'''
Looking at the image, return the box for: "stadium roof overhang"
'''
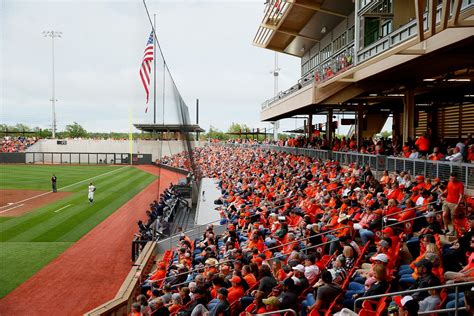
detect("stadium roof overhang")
[261,27,474,121]
[133,124,204,133]
[253,0,354,57]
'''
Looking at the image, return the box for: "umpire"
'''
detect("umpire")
[51,174,57,193]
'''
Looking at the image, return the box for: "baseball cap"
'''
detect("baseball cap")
[394,295,414,307]
[217,287,228,297]
[382,227,394,235]
[424,211,436,218]
[229,276,241,284]
[372,253,389,263]
[292,264,305,273]
[414,258,432,269]
[262,296,280,306]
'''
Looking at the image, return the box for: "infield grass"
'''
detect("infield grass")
[0,164,156,298]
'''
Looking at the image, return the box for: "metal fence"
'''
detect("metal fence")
[213,143,474,189]
[0,152,152,165]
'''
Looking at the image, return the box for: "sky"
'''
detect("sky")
[1,0,391,135]
[1,0,324,134]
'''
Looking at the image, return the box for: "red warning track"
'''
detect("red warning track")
[0,166,184,316]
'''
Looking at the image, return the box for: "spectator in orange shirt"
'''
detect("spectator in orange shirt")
[442,172,465,236]
[415,133,430,156]
[242,265,257,288]
[428,147,444,160]
[227,276,245,304]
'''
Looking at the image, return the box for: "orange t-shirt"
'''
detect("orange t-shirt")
[244,273,258,288]
[446,181,464,204]
[415,136,430,152]
[228,286,245,304]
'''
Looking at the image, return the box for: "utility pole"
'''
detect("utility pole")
[270,52,280,141]
[43,30,62,138]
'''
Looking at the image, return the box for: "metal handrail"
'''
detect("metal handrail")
[165,239,336,289]
[381,201,439,229]
[250,309,297,316]
[151,225,345,285]
[384,209,444,228]
[354,281,474,315]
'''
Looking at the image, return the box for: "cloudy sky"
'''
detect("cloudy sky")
[1,0,331,133]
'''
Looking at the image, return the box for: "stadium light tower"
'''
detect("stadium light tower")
[43,30,62,138]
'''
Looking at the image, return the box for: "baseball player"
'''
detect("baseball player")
[88,182,96,204]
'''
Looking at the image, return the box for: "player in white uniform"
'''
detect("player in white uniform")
[88,182,96,204]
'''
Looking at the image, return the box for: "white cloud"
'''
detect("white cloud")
[1,0,302,133]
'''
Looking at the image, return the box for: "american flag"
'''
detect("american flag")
[139,31,154,112]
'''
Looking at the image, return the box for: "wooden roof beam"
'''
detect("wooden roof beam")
[415,0,426,42]
[261,24,320,42]
[292,1,347,18]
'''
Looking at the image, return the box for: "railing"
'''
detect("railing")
[249,309,297,316]
[261,1,474,110]
[212,143,474,189]
[354,281,474,315]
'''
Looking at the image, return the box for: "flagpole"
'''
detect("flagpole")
[129,107,133,166]
[153,14,157,125]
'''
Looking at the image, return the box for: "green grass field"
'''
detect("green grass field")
[0,165,156,298]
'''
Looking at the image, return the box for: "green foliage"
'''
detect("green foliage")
[380,130,392,139]
[64,122,88,138]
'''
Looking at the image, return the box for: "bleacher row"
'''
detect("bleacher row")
[130,145,474,316]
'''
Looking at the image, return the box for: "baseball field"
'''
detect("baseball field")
[0,164,156,298]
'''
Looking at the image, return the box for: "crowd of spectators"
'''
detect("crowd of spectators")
[0,136,38,153]
[223,130,474,163]
[134,185,189,243]
[133,145,474,316]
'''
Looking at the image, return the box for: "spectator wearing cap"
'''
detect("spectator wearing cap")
[278,277,298,310]
[226,276,244,305]
[292,264,310,294]
[408,258,441,301]
[303,270,341,316]
[190,287,230,316]
[343,263,388,309]
[394,295,419,316]
[399,243,441,288]
[261,296,280,316]
[405,211,443,258]
[442,172,464,236]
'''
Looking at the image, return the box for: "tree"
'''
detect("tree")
[65,122,87,138]
[205,126,228,140]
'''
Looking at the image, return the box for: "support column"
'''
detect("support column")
[402,90,415,143]
[357,107,364,148]
[327,109,333,148]
[308,114,313,140]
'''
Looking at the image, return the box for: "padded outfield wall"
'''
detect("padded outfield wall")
[27,139,205,161]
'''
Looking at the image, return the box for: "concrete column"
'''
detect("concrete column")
[357,107,364,148]
[327,109,333,147]
[402,90,415,143]
[393,111,401,139]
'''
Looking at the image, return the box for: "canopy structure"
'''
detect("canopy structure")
[133,124,204,134]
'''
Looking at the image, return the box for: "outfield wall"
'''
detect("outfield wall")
[28,139,206,161]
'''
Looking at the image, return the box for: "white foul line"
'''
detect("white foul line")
[0,204,24,215]
[54,204,72,213]
[0,166,129,214]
